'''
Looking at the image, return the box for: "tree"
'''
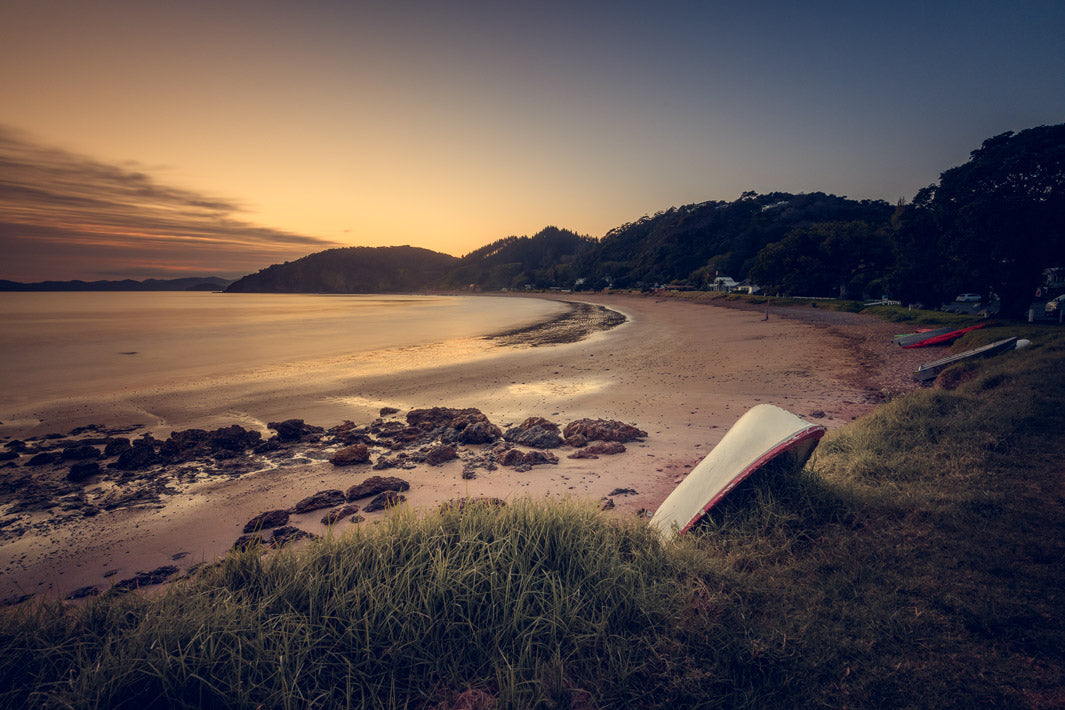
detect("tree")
[748,221,892,298]
[892,124,1065,317]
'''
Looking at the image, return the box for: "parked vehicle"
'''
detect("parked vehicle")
[955,293,981,303]
[1046,294,1065,312]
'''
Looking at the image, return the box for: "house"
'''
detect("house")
[711,276,740,292]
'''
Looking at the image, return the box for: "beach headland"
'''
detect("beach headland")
[0,293,926,602]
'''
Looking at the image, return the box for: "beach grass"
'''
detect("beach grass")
[2,328,1064,708]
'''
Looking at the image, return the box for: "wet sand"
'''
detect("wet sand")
[0,294,929,602]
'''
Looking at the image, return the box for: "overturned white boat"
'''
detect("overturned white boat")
[650,404,825,539]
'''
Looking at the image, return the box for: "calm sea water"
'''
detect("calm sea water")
[0,292,566,425]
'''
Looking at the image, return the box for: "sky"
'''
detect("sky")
[2,0,1063,282]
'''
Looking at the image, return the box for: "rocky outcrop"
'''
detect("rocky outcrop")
[562,419,647,446]
[113,437,160,470]
[112,565,179,591]
[290,489,346,514]
[267,419,324,443]
[158,426,262,461]
[423,444,458,466]
[504,417,563,448]
[500,449,559,468]
[331,443,371,466]
[321,504,361,525]
[363,490,405,512]
[243,509,290,533]
[568,442,627,459]
[67,461,101,483]
[61,444,101,461]
[406,407,502,444]
[346,476,410,501]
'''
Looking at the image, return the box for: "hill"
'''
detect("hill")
[441,226,596,290]
[585,191,894,291]
[224,245,458,293]
[0,276,234,292]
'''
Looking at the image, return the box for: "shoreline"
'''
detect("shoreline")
[1,293,923,603]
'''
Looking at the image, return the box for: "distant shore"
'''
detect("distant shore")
[0,293,927,602]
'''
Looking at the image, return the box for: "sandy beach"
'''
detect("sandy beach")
[0,294,929,602]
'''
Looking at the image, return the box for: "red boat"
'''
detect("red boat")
[898,323,987,348]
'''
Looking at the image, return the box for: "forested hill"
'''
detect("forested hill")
[583,192,894,291]
[225,245,458,293]
[440,227,596,290]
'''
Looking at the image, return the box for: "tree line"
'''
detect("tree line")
[225,124,1064,320]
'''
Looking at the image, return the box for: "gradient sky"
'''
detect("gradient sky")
[2,0,1063,281]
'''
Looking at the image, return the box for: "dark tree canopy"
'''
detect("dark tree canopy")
[891,124,1065,316]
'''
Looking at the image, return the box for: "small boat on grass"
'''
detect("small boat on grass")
[914,336,1020,382]
[650,405,825,539]
[896,323,988,348]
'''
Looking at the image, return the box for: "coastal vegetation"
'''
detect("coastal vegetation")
[3,321,1063,708]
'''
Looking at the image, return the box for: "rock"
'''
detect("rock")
[112,565,179,591]
[66,585,100,600]
[607,487,638,496]
[290,489,346,514]
[233,533,266,551]
[104,437,132,457]
[267,419,324,443]
[568,441,627,459]
[599,498,615,511]
[159,429,208,459]
[562,418,647,444]
[406,407,502,443]
[61,444,101,461]
[113,438,159,470]
[26,452,59,466]
[500,449,559,468]
[504,417,564,448]
[424,444,458,466]
[3,440,27,453]
[0,451,18,462]
[363,490,406,512]
[455,418,503,444]
[209,425,261,452]
[346,476,410,501]
[331,443,371,466]
[243,509,290,533]
[379,406,400,416]
[67,461,101,483]
[321,504,361,525]
[270,526,317,546]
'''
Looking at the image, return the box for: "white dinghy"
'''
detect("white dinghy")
[650,404,825,539]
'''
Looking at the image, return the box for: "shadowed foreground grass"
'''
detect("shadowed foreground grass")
[2,328,1063,708]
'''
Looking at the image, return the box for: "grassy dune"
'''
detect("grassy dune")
[2,326,1063,709]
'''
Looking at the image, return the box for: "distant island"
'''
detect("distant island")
[0,276,235,292]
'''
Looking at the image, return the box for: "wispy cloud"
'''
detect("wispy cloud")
[0,126,341,281]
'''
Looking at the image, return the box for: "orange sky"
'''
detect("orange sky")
[2,1,1063,281]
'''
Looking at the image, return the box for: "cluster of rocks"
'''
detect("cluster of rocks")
[234,474,414,550]
[0,419,342,541]
[226,409,647,552]
[1,408,648,597]
[321,408,647,476]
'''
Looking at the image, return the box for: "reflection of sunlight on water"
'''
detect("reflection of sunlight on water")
[506,379,607,398]
[228,337,500,383]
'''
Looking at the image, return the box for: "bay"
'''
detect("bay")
[0,292,566,435]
